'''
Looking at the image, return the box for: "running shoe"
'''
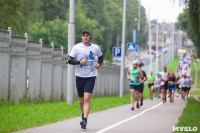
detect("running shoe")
[131,107,134,110]
[80,120,87,129]
[136,102,140,108]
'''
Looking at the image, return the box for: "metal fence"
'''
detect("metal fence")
[0,29,175,102]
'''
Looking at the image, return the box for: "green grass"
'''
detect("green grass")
[190,90,200,95]
[191,58,195,87]
[167,56,179,72]
[175,97,200,133]
[195,58,200,88]
[0,88,152,133]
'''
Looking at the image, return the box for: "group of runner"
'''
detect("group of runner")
[67,30,193,129]
[127,53,193,110]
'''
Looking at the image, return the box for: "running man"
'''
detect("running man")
[186,75,193,100]
[178,74,188,101]
[168,73,176,103]
[127,60,143,110]
[138,63,147,106]
[160,67,169,103]
[67,30,103,129]
[147,71,155,100]
[154,72,161,99]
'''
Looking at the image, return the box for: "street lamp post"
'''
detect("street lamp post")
[67,0,75,105]
[120,0,127,98]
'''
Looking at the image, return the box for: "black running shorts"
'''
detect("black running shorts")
[182,87,187,92]
[76,76,96,97]
[139,83,144,93]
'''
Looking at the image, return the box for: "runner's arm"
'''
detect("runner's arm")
[138,69,143,78]
[97,55,103,66]
[127,68,130,80]
[67,55,80,65]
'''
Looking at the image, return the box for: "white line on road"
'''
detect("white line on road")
[96,101,163,133]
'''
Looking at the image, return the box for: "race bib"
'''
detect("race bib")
[131,78,137,83]
[82,60,94,68]
[161,81,165,85]
[170,82,174,85]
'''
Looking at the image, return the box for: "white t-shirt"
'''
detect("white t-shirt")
[178,78,182,88]
[179,77,188,88]
[187,78,193,88]
[154,77,161,88]
[160,71,168,81]
[69,42,102,77]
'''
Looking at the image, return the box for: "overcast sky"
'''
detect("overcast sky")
[141,0,185,22]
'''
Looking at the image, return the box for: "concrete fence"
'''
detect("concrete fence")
[0,29,130,102]
[0,29,175,102]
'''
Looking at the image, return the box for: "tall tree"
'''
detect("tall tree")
[180,0,200,55]
[0,0,23,32]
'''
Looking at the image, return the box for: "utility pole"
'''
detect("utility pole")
[148,9,152,72]
[67,0,75,105]
[120,0,126,98]
[137,0,141,61]
[161,21,164,70]
[156,18,158,74]
[172,23,175,59]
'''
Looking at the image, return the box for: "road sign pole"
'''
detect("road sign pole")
[67,0,75,105]
[120,0,126,98]
[137,0,141,61]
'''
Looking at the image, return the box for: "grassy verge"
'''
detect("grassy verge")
[190,90,200,95]
[191,58,195,87]
[1,90,153,133]
[167,56,179,72]
[195,58,200,88]
[0,57,179,133]
[175,97,200,133]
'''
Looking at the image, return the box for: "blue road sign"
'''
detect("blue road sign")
[127,43,138,53]
[113,47,121,57]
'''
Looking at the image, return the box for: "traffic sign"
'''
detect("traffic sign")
[113,47,121,57]
[127,52,137,61]
[127,43,138,53]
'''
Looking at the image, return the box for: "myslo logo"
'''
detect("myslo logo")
[173,127,198,132]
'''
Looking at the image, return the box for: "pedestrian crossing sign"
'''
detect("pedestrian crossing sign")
[127,43,138,53]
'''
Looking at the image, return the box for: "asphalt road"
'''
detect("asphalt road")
[14,96,187,133]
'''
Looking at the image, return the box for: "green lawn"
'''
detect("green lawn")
[175,97,200,133]
[0,84,153,133]
[0,56,178,133]
[191,58,195,87]
[190,90,200,95]
[195,59,200,88]
[168,56,179,72]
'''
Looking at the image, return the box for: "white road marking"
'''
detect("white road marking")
[96,101,163,133]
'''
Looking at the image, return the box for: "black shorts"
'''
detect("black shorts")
[139,83,144,93]
[76,76,96,97]
[182,87,187,92]
[130,84,140,92]
[148,83,154,88]
[187,87,191,91]
[161,81,168,90]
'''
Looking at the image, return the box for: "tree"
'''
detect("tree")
[105,49,113,64]
[27,18,68,50]
[179,0,200,55]
[0,0,23,32]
